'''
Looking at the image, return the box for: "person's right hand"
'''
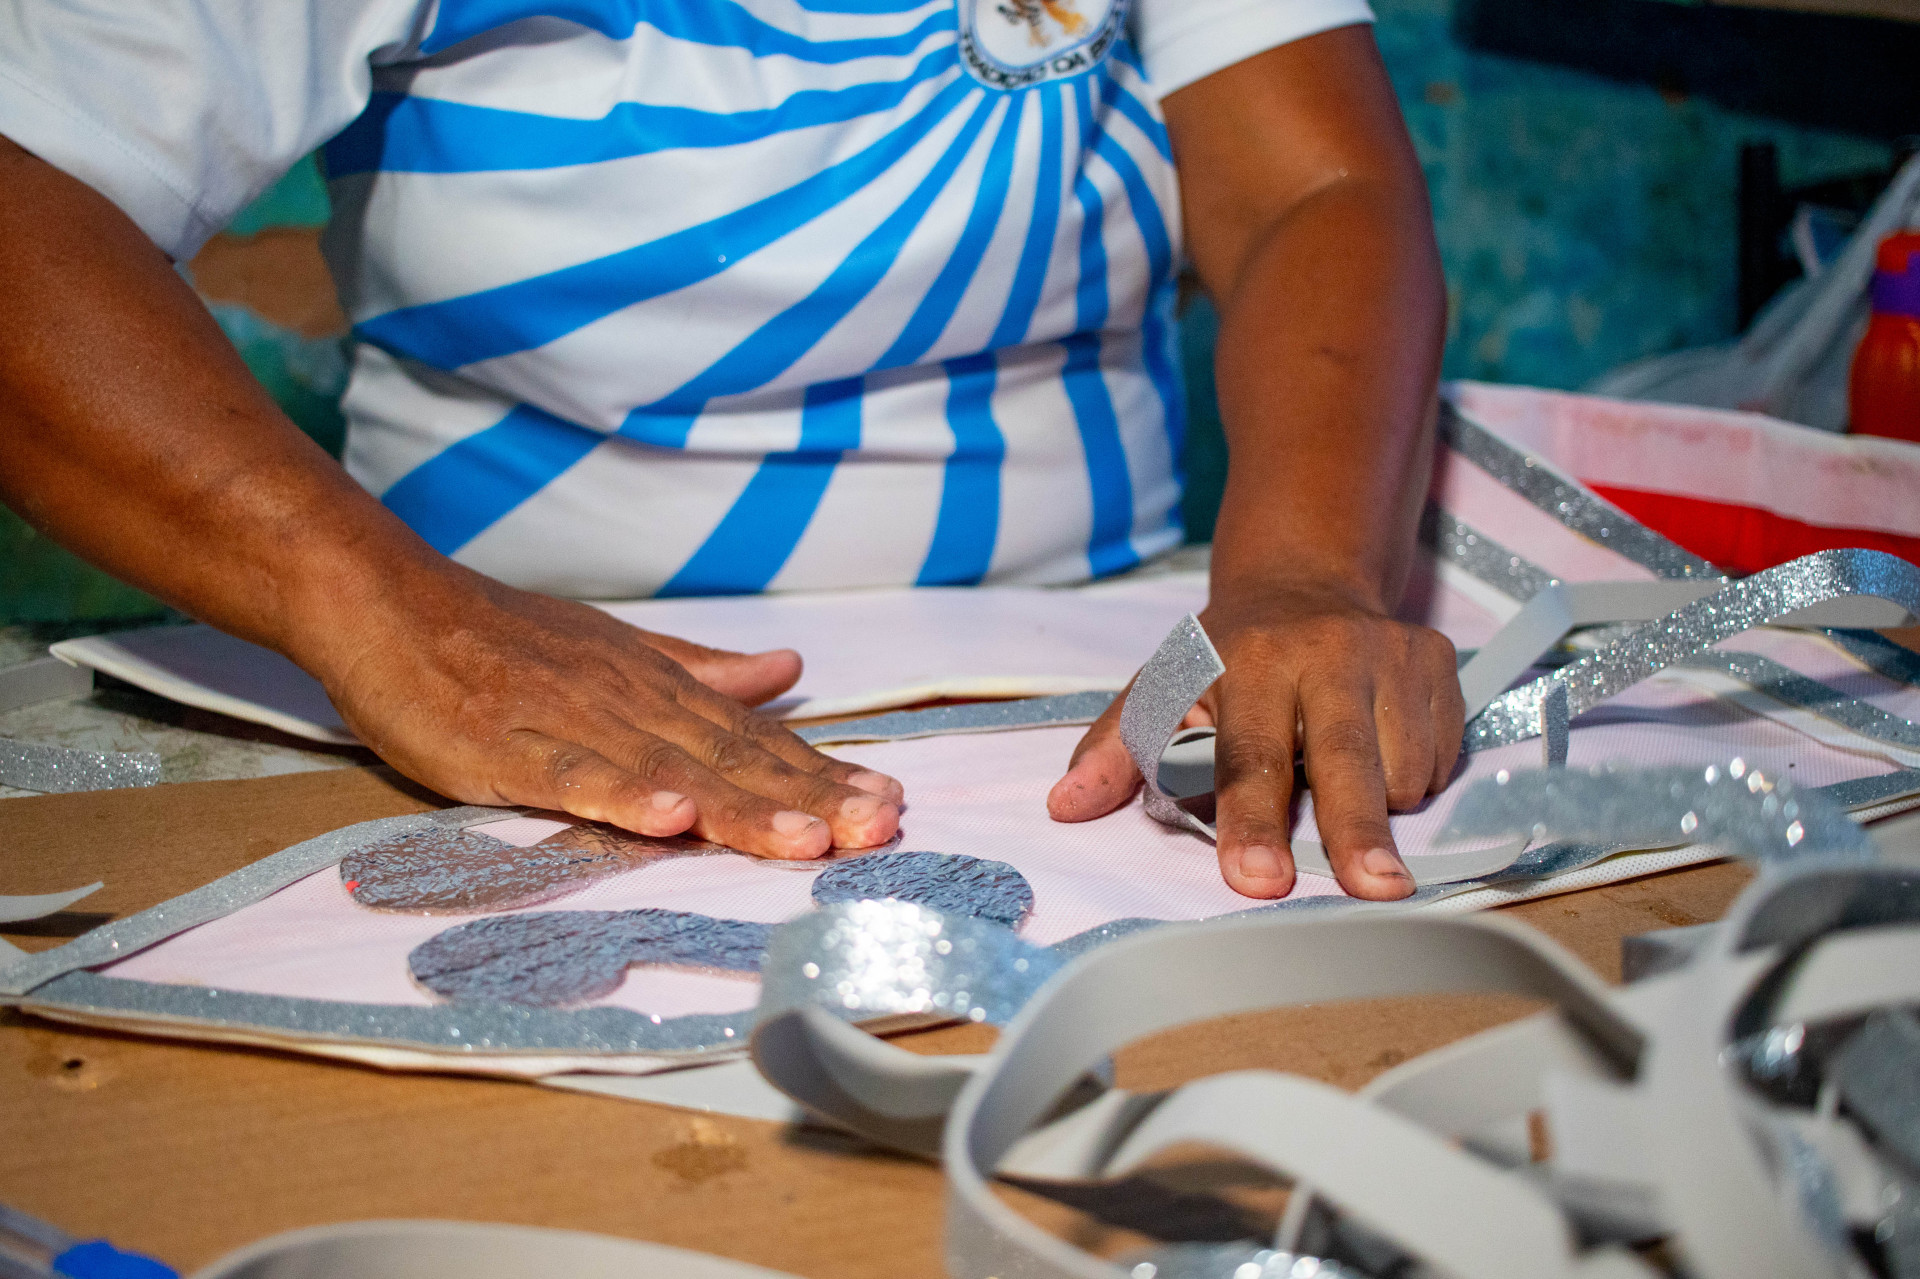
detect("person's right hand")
[304,568,902,860]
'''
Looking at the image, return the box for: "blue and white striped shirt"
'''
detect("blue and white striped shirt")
[2,0,1373,598]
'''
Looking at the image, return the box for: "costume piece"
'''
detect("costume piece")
[2,0,1366,597]
[747,768,1920,1279]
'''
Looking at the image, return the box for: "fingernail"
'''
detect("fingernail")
[1237,845,1287,880]
[847,770,899,798]
[650,791,688,812]
[1362,847,1411,880]
[839,794,888,823]
[772,810,822,838]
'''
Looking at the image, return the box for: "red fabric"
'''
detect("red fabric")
[1589,484,1920,577]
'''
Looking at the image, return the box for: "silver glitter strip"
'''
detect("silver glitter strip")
[1116,1243,1361,1279]
[811,851,1034,929]
[1438,399,1721,580]
[1420,506,1557,602]
[794,690,1118,745]
[1466,549,1920,752]
[20,970,751,1055]
[0,805,512,996]
[1685,650,1920,750]
[1440,761,1872,865]
[410,910,772,1006]
[1827,628,1920,690]
[1119,614,1224,838]
[0,737,161,794]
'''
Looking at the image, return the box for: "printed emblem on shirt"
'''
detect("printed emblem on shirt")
[958,0,1128,91]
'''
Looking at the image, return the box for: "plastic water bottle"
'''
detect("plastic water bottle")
[1849,230,1920,443]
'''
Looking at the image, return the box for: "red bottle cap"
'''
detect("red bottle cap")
[1875,231,1920,276]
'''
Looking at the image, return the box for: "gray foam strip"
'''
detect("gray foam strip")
[1826,628,1920,690]
[1687,650,1920,750]
[793,690,1117,745]
[1420,507,1557,602]
[1438,400,1721,581]
[20,970,750,1056]
[0,804,510,996]
[0,656,92,714]
[0,737,161,794]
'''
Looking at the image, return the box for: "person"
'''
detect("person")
[0,0,1459,902]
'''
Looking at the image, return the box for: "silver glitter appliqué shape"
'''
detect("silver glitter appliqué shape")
[1466,548,1920,752]
[0,738,161,794]
[342,820,733,913]
[1439,761,1872,865]
[1120,614,1224,838]
[761,899,1059,1026]
[409,909,771,1006]
[1438,400,1720,580]
[810,851,1035,929]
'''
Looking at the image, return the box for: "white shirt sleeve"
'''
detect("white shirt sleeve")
[0,0,432,260]
[1130,0,1377,97]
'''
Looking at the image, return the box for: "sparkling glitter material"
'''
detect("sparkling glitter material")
[760,899,1060,1026]
[1827,628,1920,689]
[24,970,751,1055]
[1819,769,1920,811]
[1440,762,1872,864]
[1121,615,1225,838]
[1419,507,1557,602]
[409,909,771,1006]
[1688,650,1920,749]
[342,821,731,913]
[0,738,161,794]
[1439,401,1719,580]
[810,851,1034,928]
[795,691,1117,745]
[1835,1011,1920,1170]
[1466,549,1920,751]
[0,809,511,996]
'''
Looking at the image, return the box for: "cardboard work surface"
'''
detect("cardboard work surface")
[0,767,1755,1276]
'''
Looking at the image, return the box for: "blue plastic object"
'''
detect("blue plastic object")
[52,1240,179,1279]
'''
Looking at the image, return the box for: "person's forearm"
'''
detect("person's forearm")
[1206,175,1444,612]
[0,134,451,677]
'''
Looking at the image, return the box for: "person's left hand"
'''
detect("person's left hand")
[1047,582,1465,901]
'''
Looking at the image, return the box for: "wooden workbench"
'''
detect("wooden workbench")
[0,767,1753,1276]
